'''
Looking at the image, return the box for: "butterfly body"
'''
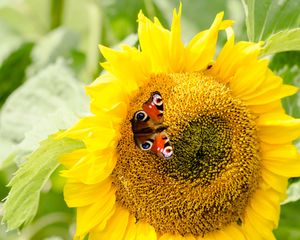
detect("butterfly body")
[130,91,173,159]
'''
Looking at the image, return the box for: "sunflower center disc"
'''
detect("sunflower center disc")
[113,72,261,236]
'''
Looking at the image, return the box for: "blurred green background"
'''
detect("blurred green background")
[0,0,299,239]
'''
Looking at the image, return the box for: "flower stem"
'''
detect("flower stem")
[50,0,65,30]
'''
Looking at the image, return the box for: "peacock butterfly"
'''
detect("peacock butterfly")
[130,91,173,159]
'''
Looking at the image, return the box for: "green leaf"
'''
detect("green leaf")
[0,42,34,107]
[69,49,86,75]
[0,1,49,40]
[269,51,300,118]
[100,0,146,44]
[241,0,300,42]
[0,138,16,169]
[274,200,300,239]
[0,59,89,167]
[281,65,300,118]
[242,0,300,56]
[62,1,102,82]
[260,28,300,56]
[28,27,79,76]
[2,136,84,231]
[269,51,300,70]
[282,181,300,204]
[50,0,65,30]
[0,21,23,64]
[0,224,19,240]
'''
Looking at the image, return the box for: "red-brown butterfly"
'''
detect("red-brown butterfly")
[130,91,173,159]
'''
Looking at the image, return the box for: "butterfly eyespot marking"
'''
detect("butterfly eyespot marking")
[162,146,173,158]
[140,140,153,150]
[135,110,148,121]
[152,93,163,106]
[131,91,173,159]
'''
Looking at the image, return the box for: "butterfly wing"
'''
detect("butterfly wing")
[130,109,156,150]
[131,91,173,158]
[142,91,164,124]
[151,132,173,159]
[131,91,164,135]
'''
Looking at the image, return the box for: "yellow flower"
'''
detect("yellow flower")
[59,5,300,240]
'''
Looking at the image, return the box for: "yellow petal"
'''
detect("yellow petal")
[213,230,232,240]
[261,143,300,176]
[211,41,261,83]
[257,112,300,144]
[244,206,276,240]
[86,74,129,119]
[199,225,245,240]
[184,12,232,72]
[184,235,196,240]
[261,167,288,194]
[64,178,112,207]
[169,3,185,72]
[250,188,280,226]
[159,233,174,240]
[122,215,137,240]
[196,232,214,240]
[221,224,245,240]
[76,186,116,237]
[261,143,299,161]
[137,5,187,73]
[247,100,283,114]
[263,160,300,177]
[243,81,298,106]
[58,116,118,152]
[92,209,116,233]
[83,127,118,152]
[230,59,269,97]
[59,149,86,169]
[240,220,261,240]
[159,233,193,240]
[208,34,234,79]
[73,236,83,240]
[238,70,280,100]
[138,10,177,72]
[99,45,150,92]
[159,233,180,240]
[89,206,130,240]
[61,150,117,184]
[135,221,157,240]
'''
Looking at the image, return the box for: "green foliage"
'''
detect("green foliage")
[25,189,74,240]
[269,51,300,118]
[260,28,300,56]
[274,200,300,240]
[0,42,34,107]
[270,51,300,70]
[0,60,88,168]
[242,0,300,42]
[242,0,300,55]
[50,0,65,30]
[0,0,50,39]
[2,136,84,231]
[62,0,103,81]
[28,28,79,76]
[0,22,23,64]
[282,181,300,204]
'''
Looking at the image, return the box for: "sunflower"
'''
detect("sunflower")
[59,5,300,240]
